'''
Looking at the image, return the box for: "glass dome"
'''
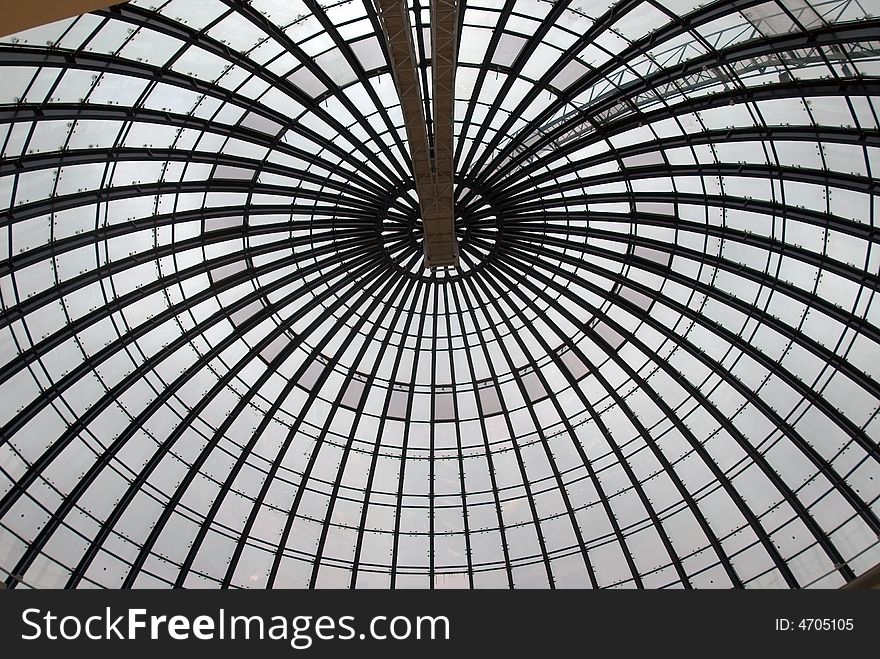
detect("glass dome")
[0,0,879,589]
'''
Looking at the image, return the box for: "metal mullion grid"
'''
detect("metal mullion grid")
[609,125,878,167]
[732,83,804,447]
[490,243,804,586]
[455,261,606,585]
[428,281,439,585]
[475,15,877,193]
[715,86,870,578]
[169,258,402,588]
[473,249,744,587]
[660,92,728,396]
[780,63,880,544]
[155,257,396,585]
[1,240,320,540]
[0,102,391,199]
[221,0,407,181]
[11,240,383,588]
[501,238,869,585]
[552,27,862,177]
[512,221,880,402]
[444,278,515,586]
[0,0,878,591]
[472,259,694,587]
[103,15,222,364]
[2,203,378,286]
[508,0,810,183]
[307,0,415,182]
[0,149,381,208]
[502,208,877,272]
[506,224,880,473]
[0,46,395,195]
[451,0,520,167]
[348,276,428,586]
[497,238,874,582]
[452,274,557,586]
[487,257,746,587]
[494,161,878,209]
[465,260,651,587]
[501,193,879,274]
[0,489,106,588]
[743,0,875,144]
[2,179,371,230]
[303,274,420,587]
[459,0,764,194]
[3,219,369,372]
[217,264,416,586]
[137,251,397,587]
[0,223,371,393]
[454,215,499,272]
[124,0,411,187]
[1,48,138,444]
[479,76,880,198]
[0,204,92,470]
[438,282,476,586]
[498,205,880,332]
[36,241,383,587]
[389,272,435,587]
[455,231,489,274]
[800,46,880,305]
[455,0,643,181]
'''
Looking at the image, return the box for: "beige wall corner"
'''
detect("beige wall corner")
[0,1,127,38]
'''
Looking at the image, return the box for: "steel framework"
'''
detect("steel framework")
[0,0,878,590]
[373,0,458,267]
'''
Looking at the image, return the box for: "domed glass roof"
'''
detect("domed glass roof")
[1,0,879,589]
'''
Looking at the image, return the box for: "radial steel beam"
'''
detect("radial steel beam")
[374,0,458,267]
[0,1,127,38]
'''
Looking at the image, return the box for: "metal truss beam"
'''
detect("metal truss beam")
[374,0,458,267]
[427,0,458,266]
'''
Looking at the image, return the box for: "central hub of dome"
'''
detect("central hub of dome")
[376,185,501,278]
[456,212,499,252]
[452,187,501,274]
